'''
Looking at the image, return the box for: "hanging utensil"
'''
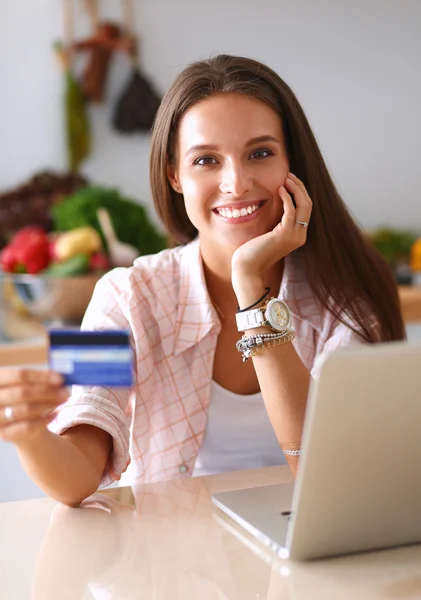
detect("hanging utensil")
[55,0,91,172]
[96,208,138,267]
[112,0,161,133]
[74,0,122,103]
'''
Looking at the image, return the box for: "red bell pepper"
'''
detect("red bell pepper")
[10,226,47,246]
[0,227,50,274]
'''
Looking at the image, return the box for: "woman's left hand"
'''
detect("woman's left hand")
[231,172,313,288]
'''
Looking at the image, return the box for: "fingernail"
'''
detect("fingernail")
[286,177,294,184]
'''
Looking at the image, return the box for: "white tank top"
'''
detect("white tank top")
[192,380,287,478]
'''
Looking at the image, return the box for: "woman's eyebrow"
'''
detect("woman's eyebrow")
[245,135,282,146]
[185,144,219,158]
[184,135,282,158]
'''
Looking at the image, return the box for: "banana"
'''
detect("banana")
[55,227,102,262]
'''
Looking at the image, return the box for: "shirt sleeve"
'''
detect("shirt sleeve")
[310,320,368,380]
[48,270,137,488]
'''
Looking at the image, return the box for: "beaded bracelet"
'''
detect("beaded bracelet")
[283,449,303,456]
[236,330,289,352]
[236,329,296,362]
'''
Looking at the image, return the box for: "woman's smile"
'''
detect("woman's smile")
[213,200,267,222]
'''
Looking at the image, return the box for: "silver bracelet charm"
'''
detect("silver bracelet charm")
[283,449,303,456]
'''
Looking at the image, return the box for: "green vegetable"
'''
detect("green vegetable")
[43,253,90,276]
[54,42,90,173]
[369,228,417,264]
[51,186,168,256]
[65,72,90,172]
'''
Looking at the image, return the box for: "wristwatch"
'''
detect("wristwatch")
[235,297,291,333]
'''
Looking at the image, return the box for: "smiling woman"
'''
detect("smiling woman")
[0,55,406,505]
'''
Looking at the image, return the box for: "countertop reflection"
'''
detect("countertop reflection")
[31,467,290,600]
[2,465,421,599]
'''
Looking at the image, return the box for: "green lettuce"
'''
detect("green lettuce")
[51,186,167,256]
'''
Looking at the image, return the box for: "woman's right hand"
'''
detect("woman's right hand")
[0,369,68,446]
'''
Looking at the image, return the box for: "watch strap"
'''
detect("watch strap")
[235,307,267,332]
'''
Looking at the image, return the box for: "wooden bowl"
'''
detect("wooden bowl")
[0,271,102,326]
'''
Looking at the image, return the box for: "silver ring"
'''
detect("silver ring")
[295,220,308,228]
[4,406,14,421]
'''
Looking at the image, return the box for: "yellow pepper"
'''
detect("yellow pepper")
[411,238,421,273]
[55,226,102,262]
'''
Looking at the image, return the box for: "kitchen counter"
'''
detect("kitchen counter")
[399,285,421,322]
[0,338,47,366]
[2,465,421,599]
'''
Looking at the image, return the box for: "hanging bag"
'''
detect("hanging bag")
[112,0,161,133]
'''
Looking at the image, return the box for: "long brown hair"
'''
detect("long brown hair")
[150,54,405,343]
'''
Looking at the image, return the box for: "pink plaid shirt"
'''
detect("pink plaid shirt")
[49,238,366,486]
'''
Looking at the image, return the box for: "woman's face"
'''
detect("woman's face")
[168,93,290,253]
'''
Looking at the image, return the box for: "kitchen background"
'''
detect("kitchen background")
[2,0,420,230]
[1,0,420,502]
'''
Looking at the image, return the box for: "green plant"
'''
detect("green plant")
[368,227,417,264]
[51,186,168,256]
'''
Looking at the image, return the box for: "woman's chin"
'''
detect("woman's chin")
[219,226,273,246]
[199,218,279,257]
[217,226,271,250]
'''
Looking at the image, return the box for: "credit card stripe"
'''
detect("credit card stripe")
[50,345,132,352]
[49,332,130,346]
[50,348,132,362]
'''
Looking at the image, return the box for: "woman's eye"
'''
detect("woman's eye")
[194,156,218,166]
[250,148,273,160]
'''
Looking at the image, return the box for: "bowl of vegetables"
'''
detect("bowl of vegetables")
[0,185,168,332]
[0,225,110,326]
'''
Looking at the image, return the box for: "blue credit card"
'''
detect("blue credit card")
[48,329,134,387]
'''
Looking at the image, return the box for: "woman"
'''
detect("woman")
[0,55,405,505]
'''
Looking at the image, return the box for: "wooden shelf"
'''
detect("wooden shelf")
[399,286,421,322]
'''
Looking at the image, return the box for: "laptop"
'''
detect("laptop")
[212,341,421,561]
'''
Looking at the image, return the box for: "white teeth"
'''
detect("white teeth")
[216,203,261,218]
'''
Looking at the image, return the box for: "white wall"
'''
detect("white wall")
[1,0,420,231]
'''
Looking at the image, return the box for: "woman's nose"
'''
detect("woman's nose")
[219,161,252,197]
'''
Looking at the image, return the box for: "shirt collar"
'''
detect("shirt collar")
[173,240,322,356]
[174,238,221,356]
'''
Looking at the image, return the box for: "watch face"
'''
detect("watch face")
[265,299,291,331]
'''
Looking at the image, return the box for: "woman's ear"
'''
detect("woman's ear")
[166,163,183,194]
